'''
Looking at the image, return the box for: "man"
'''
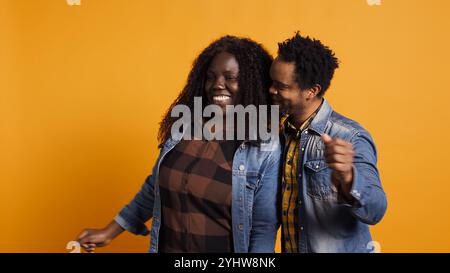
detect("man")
[270,32,387,253]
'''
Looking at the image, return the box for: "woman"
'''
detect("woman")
[77,36,281,253]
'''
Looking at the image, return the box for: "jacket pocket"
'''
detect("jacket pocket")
[245,171,260,190]
[304,160,336,201]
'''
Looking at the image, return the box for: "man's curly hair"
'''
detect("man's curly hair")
[158,35,273,145]
[278,32,339,97]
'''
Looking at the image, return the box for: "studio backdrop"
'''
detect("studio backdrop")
[1,0,449,252]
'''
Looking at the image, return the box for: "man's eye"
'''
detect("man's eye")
[277,84,288,90]
[226,76,237,80]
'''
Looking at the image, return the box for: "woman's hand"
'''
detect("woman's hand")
[77,220,124,252]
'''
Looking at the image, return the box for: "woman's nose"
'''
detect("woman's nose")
[213,77,226,90]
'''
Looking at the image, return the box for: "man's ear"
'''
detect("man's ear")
[308,84,322,98]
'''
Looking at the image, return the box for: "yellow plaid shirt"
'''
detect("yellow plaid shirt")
[281,113,316,253]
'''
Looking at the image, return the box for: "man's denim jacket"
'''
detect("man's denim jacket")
[285,99,387,253]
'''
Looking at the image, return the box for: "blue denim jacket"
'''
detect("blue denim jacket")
[289,99,387,253]
[114,131,282,253]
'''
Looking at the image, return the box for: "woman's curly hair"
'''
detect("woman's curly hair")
[158,35,273,145]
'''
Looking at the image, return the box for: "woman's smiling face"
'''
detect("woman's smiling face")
[204,51,240,111]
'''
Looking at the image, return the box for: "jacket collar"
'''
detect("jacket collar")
[307,98,333,136]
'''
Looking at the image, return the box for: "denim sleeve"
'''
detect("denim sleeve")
[114,161,159,236]
[345,131,387,225]
[248,149,281,253]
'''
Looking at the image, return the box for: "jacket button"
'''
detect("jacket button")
[239,165,245,171]
[239,224,243,230]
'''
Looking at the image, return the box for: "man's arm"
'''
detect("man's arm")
[322,132,387,225]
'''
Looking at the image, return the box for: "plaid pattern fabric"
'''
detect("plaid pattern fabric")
[157,139,239,253]
[281,113,316,253]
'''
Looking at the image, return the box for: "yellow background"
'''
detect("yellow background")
[1,0,450,252]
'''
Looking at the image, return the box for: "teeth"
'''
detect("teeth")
[213,95,230,101]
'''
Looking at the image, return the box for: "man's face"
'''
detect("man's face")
[269,57,309,116]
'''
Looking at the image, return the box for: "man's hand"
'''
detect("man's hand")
[321,134,355,201]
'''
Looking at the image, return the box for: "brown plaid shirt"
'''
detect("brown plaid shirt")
[157,139,239,253]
